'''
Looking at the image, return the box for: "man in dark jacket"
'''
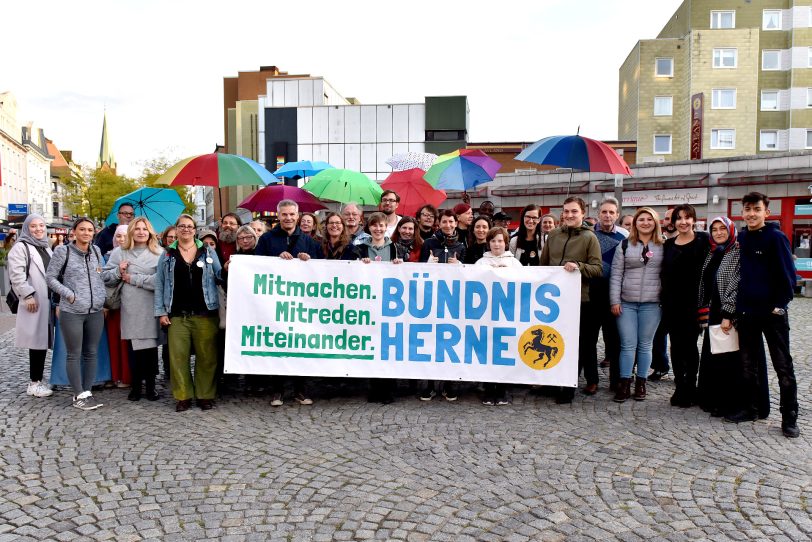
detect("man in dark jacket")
[254,199,322,406]
[725,192,799,438]
[94,203,134,255]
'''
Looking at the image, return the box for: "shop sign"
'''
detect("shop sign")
[795,258,812,272]
[690,93,703,160]
[795,204,812,215]
[622,188,708,207]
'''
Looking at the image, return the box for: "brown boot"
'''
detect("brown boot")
[633,377,647,401]
[613,378,631,403]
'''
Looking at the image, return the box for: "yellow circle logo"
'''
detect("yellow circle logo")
[518,325,564,370]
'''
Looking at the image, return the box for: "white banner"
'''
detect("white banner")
[224,256,581,386]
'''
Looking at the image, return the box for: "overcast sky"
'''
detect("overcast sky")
[3,0,682,178]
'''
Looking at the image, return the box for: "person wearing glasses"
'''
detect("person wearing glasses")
[378,190,402,238]
[609,207,664,403]
[321,213,359,260]
[155,214,222,412]
[509,204,544,266]
[342,203,370,245]
[94,203,134,256]
[416,205,438,241]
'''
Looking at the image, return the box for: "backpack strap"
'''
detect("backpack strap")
[390,244,397,261]
[621,238,629,256]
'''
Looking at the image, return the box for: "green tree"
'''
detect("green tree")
[137,155,196,213]
[62,167,137,224]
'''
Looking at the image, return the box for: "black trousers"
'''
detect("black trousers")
[584,290,620,387]
[737,312,798,419]
[666,314,700,398]
[130,346,158,386]
[559,302,598,399]
[696,330,738,415]
[29,349,47,382]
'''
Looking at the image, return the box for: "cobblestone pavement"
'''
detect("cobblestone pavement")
[0,301,810,542]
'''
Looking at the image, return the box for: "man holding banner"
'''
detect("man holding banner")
[254,199,323,406]
[540,197,603,404]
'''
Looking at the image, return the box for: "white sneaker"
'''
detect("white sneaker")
[27,381,53,397]
[72,392,102,411]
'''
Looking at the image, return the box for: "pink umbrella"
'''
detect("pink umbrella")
[237,185,327,213]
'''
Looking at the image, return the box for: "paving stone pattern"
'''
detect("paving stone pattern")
[0,301,810,541]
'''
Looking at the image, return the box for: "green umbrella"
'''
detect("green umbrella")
[301,169,383,205]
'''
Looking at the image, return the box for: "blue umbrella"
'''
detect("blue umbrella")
[273,160,334,179]
[106,187,186,233]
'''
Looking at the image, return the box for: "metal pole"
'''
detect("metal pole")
[613,174,624,214]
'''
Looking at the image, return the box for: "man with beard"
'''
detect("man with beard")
[416,204,438,241]
[342,203,370,245]
[379,190,402,238]
[217,213,242,264]
[95,203,134,255]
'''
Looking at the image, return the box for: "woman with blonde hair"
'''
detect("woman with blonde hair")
[609,207,665,402]
[298,212,321,240]
[103,217,164,401]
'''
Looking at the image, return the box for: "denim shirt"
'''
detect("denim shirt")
[154,240,222,316]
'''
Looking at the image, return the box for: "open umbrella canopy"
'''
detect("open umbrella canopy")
[386,152,438,172]
[516,135,632,176]
[302,169,383,205]
[155,153,277,187]
[106,187,185,233]
[273,160,334,179]
[381,168,446,217]
[238,185,327,214]
[423,149,501,191]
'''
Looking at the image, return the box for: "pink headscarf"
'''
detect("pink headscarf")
[113,224,129,248]
[708,216,737,253]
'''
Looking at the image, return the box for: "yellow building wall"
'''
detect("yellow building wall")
[618,43,640,142]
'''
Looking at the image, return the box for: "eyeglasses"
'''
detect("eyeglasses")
[420,213,436,219]
[381,198,398,204]
[327,222,343,227]
[524,216,541,221]
[176,225,195,230]
[118,211,134,217]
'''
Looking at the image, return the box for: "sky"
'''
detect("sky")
[2,0,682,178]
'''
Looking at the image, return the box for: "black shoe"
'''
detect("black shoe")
[649,370,667,381]
[127,390,141,401]
[197,399,214,411]
[175,399,192,412]
[724,410,757,424]
[670,391,681,407]
[782,421,800,438]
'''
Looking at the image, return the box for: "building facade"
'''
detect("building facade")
[620,0,812,163]
[22,123,53,222]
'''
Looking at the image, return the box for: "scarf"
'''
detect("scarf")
[18,213,50,248]
[708,216,737,253]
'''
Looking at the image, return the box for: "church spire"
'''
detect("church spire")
[97,111,116,172]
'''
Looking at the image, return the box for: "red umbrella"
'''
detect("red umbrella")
[237,184,327,214]
[381,168,447,217]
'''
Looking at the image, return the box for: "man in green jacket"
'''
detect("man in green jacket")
[540,196,603,403]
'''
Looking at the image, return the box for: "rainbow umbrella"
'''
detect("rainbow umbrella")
[515,135,632,176]
[155,153,276,187]
[423,149,501,191]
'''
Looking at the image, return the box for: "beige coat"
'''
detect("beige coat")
[9,242,53,350]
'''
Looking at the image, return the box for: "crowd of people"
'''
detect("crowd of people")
[6,190,800,438]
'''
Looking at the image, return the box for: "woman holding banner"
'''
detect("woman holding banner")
[391,216,423,263]
[609,207,664,403]
[155,214,222,412]
[465,215,492,264]
[509,205,543,266]
[321,213,358,260]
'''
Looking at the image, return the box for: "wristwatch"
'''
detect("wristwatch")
[772,308,786,316]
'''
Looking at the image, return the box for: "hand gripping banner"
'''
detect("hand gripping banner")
[225,256,581,386]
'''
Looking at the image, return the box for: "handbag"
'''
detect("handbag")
[104,281,123,310]
[709,324,739,354]
[6,243,30,314]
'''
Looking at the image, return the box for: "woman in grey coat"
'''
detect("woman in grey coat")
[102,217,163,401]
[46,217,107,411]
[609,207,665,403]
[9,214,54,398]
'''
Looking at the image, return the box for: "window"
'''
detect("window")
[761,90,779,110]
[653,134,672,154]
[808,88,812,108]
[760,130,778,150]
[654,96,673,116]
[807,130,812,149]
[762,50,781,70]
[763,10,782,30]
[712,88,736,109]
[808,47,812,68]
[710,10,735,29]
[713,48,737,68]
[711,129,736,149]
[655,57,673,77]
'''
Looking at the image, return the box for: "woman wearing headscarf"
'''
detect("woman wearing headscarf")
[696,217,740,417]
[47,217,107,410]
[102,217,164,401]
[105,224,131,388]
[8,214,54,398]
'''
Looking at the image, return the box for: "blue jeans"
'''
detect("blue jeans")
[617,302,662,379]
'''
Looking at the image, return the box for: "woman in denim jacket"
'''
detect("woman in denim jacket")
[154,214,222,412]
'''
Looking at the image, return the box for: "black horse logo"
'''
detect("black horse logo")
[523,328,559,367]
